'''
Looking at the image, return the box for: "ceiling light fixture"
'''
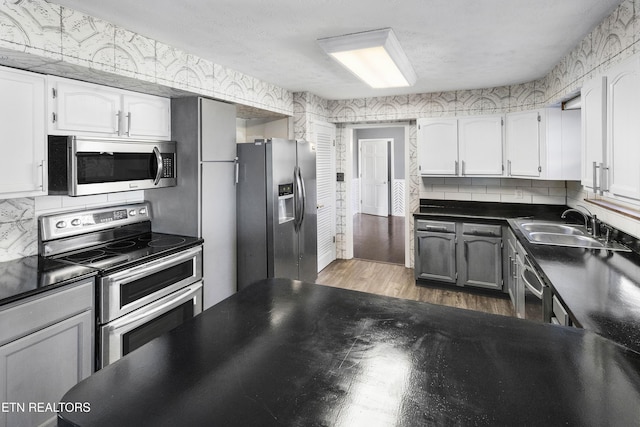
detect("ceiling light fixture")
[317,28,417,89]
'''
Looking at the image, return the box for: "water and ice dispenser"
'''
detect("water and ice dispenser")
[278,183,294,223]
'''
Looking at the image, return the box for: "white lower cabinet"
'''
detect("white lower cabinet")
[0,280,94,427]
[0,66,47,198]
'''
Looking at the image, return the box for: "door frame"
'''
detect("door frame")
[344,122,410,268]
[358,138,393,216]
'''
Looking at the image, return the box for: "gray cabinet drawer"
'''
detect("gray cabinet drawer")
[462,223,502,237]
[0,279,94,346]
[416,219,456,233]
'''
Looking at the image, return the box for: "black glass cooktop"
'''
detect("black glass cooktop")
[53,232,203,273]
[0,256,98,307]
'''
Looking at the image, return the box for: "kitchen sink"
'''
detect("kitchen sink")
[513,219,631,252]
[527,232,605,248]
[519,222,587,235]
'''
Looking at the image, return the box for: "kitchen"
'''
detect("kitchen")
[2,0,640,425]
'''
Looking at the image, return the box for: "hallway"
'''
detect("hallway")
[353,213,404,264]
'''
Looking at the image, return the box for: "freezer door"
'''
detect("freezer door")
[202,161,237,308]
[271,139,299,281]
[201,98,236,161]
[297,139,318,283]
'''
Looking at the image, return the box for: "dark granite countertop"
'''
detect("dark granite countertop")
[414,199,640,354]
[0,256,97,307]
[59,279,640,426]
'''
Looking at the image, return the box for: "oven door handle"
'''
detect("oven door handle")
[109,283,202,332]
[104,246,202,284]
[153,146,163,185]
[521,264,544,299]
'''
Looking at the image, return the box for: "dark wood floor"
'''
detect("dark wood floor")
[317,258,516,317]
[353,213,404,264]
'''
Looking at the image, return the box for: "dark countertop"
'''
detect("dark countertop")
[59,279,640,426]
[414,199,640,354]
[0,256,97,307]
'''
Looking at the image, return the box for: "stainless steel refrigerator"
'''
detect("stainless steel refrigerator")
[146,97,237,310]
[237,138,317,290]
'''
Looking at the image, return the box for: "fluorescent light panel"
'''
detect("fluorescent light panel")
[318,28,416,89]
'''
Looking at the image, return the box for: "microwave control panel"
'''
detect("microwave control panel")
[161,154,175,178]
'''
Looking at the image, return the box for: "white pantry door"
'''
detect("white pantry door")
[314,121,337,272]
[360,139,389,217]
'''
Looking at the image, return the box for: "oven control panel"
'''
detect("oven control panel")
[40,203,152,241]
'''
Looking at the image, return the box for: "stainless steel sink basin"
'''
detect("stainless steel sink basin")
[513,219,631,252]
[527,232,605,248]
[519,222,587,235]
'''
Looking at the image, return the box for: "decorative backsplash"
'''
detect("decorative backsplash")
[0,199,36,262]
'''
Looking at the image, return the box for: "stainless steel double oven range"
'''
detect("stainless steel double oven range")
[39,202,203,370]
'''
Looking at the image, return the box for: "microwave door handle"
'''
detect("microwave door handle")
[153,146,163,185]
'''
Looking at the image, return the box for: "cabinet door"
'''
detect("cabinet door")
[0,311,93,427]
[201,98,237,161]
[49,77,122,136]
[123,93,171,140]
[459,236,503,290]
[581,76,607,190]
[505,110,541,177]
[0,67,46,198]
[607,56,640,200]
[417,118,458,175]
[458,115,504,176]
[415,231,457,283]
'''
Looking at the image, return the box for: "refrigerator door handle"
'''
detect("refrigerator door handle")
[234,157,239,185]
[298,166,306,227]
[293,166,302,230]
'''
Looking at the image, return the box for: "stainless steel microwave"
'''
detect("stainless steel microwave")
[48,136,177,196]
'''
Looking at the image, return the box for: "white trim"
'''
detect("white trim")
[358,137,392,216]
[343,122,411,267]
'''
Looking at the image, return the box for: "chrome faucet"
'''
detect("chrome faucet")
[561,205,598,237]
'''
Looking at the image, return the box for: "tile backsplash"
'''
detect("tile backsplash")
[0,198,36,261]
[419,177,568,205]
[0,191,145,261]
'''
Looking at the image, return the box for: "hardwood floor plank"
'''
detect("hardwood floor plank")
[316,259,516,318]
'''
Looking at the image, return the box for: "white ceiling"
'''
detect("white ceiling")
[52,0,623,100]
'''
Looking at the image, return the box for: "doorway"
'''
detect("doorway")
[352,127,406,265]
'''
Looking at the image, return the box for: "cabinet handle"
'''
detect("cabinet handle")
[461,160,465,176]
[126,112,132,137]
[454,160,459,175]
[507,160,512,176]
[599,162,609,194]
[592,162,600,194]
[116,111,122,136]
[39,160,46,190]
[425,226,450,233]
[234,157,239,185]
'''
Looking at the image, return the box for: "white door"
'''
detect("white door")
[581,76,607,190]
[122,93,171,140]
[49,76,122,136]
[416,118,458,175]
[607,56,640,200]
[360,139,389,217]
[314,121,336,272]
[505,110,541,177]
[458,115,503,176]
[0,66,47,198]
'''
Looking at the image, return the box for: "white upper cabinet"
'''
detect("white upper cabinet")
[48,76,170,140]
[417,115,503,177]
[606,55,640,200]
[581,76,607,191]
[505,110,541,178]
[417,118,458,175]
[0,66,47,198]
[505,108,580,180]
[458,115,503,176]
